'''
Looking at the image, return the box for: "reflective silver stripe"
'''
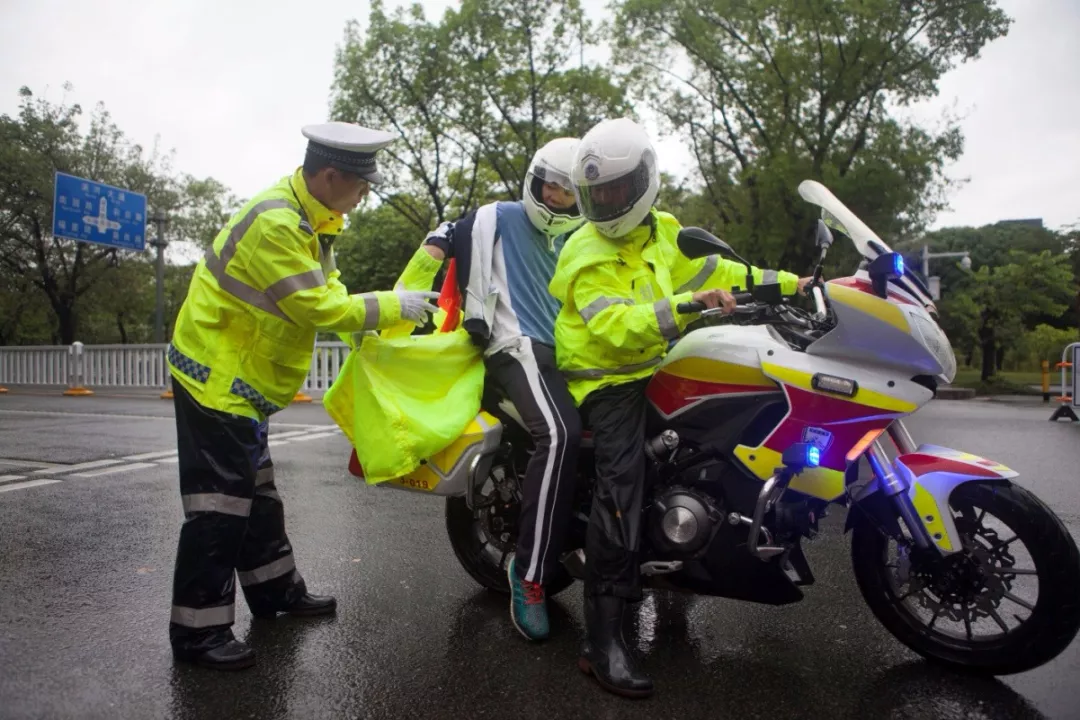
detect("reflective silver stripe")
[676,255,718,293]
[181,493,252,517]
[204,245,294,323]
[264,268,326,304]
[653,299,678,341]
[563,357,662,380]
[216,199,294,267]
[579,296,632,323]
[255,466,275,487]
[256,488,282,504]
[761,269,778,284]
[203,198,297,323]
[237,554,296,586]
[171,604,235,628]
[361,293,381,330]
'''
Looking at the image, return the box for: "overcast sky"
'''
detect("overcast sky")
[2,0,1077,233]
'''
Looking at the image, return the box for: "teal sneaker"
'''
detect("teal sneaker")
[508,556,549,641]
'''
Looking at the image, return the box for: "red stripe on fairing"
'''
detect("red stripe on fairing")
[646,371,778,416]
[898,453,1001,479]
[830,276,919,306]
[761,386,896,471]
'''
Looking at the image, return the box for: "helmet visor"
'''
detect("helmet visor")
[529,174,579,217]
[532,163,573,191]
[575,157,653,224]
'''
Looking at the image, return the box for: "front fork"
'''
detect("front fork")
[863,420,941,552]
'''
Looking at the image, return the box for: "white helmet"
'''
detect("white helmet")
[571,118,659,239]
[522,137,583,238]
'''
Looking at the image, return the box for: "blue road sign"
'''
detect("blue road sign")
[52,172,148,252]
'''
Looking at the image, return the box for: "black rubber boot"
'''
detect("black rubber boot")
[578,595,654,699]
[174,639,256,671]
[252,593,337,619]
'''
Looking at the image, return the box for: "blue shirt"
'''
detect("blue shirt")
[494,202,565,348]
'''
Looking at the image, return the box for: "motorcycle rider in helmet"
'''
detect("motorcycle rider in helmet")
[549,118,810,698]
[401,138,586,642]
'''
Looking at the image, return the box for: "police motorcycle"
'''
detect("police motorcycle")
[374,180,1080,676]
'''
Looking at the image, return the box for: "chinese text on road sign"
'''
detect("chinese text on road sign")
[52,172,148,252]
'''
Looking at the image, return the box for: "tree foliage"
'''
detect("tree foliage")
[612,0,1010,271]
[330,0,628,235]
[0,85,236,345]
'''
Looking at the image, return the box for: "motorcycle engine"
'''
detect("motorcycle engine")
[649,486,724,558]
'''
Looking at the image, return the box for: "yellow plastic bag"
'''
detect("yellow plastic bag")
[323,327,484,484]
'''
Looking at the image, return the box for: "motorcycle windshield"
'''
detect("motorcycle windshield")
[797,180,934,306]
[797,180,892,260]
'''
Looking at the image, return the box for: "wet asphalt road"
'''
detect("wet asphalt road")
[1,392,1078,720]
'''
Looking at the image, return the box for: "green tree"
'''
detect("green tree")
[333,201,430,295]
[612,0,1011,271]
[444,0,628,197]
[332,2,476,233]
[960,250,1075,381]
[330,0,627,238]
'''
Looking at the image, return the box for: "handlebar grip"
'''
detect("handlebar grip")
[733,292,753,305]
[676,301,706,314]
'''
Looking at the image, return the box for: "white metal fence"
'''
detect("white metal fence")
[0,341,352,393]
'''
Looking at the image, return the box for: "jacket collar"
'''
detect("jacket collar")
[290,168,345,236]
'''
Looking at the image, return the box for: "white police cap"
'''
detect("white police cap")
[301,121,397,185]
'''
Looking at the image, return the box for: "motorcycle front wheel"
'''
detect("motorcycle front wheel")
[851,480,1080,675]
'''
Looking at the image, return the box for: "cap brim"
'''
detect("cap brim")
[361,170,384,185]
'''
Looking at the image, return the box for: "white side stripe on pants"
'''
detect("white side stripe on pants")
[534,368,569,581]
[512,342,565,583]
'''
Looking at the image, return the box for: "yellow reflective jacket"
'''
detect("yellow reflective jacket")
[169,169,404,420]
[549,210,799,405]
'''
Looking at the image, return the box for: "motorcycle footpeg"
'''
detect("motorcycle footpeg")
[641,560,684,576]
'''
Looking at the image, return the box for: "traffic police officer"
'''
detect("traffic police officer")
[166,122,439,670]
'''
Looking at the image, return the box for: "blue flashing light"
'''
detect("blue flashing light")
[893,254,905,277]
[806,445,821,467]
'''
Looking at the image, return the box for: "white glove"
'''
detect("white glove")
[396,290,441,325]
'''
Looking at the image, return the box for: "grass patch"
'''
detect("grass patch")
[951,369,1046,395]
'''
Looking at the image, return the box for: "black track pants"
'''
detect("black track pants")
[486,339,581,586]
[580,379,650,601]
[169,383,307,655]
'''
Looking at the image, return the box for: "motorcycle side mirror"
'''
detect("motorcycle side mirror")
[677,227,736,260]
[677,227,755,291]
[815,219,834,250]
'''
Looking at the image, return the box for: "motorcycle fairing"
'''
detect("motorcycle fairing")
[893,444,1018,553]
[733,346,930,502]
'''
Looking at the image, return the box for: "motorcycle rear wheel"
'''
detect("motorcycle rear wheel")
[851,480,1080,675]
[446,495,575,596]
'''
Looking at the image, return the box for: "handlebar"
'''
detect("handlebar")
[811,286,827,321]
[676,292,753,314]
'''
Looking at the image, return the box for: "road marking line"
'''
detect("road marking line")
[0,479,62,493]
[33,459,126,475]
[288,432,340,442]
[269,430,320,440]
[158,457,179,464]
[0,458,63,470]
[0,409,172,421]
[70,462,158,478]
[123,450,179,461]
[267,439,291,448]
[0,475,26,484]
